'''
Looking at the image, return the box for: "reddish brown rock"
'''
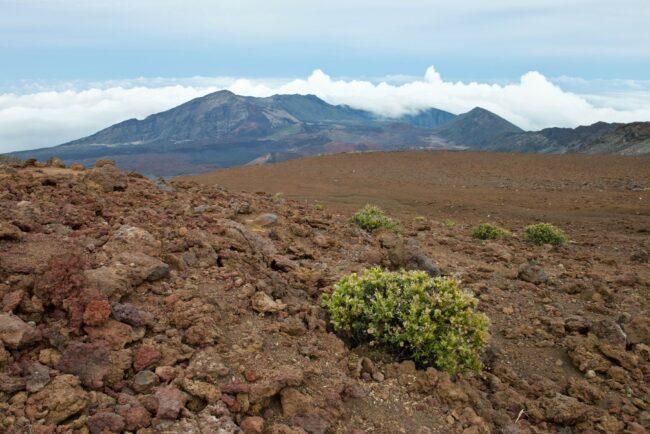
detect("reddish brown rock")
[33,253,86,307]
[85,319,134,349]
[153,385,188,419]
[240,416,265,434]
[88,412,125,434]
[2,290,24,313]
[0,313,42,349]
[249,367,304,403]
[134,344,161,371]
[120,406,152,431]
[83,299,112,326]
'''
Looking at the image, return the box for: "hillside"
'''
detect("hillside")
[1,155,648,433]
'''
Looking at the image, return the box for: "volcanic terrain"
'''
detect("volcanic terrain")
[0,152,649,433]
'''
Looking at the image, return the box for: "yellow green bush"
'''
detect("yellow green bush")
[322,268,489,374]
[351,205,399,232]
[523,223,568,246]
[471,223,510,240]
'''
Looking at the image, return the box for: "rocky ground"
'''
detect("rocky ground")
[0,157,649,433]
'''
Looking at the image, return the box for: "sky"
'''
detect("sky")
[1,0,650,152]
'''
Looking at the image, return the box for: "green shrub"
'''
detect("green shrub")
[471,223,510,240]
[312,201,324,211]
[322,268,489,374]
[523,223,568,246]
[351,205,399,232]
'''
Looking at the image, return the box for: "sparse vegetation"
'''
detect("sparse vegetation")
[443,219,456,228]
[471,223,510,240]
[523,223,568,246]
[322,267,489,374]
[273,192,285,204]
[351,205,400,232]
[313,200,324,210]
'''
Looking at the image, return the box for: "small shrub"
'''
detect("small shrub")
[443,219,456,228]
[351,205,399,232]
[322,268,489,374]
[523,223,568,246]
[312,201,324,211]
[471,223,510,240]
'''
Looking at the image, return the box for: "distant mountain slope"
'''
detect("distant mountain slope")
[8,92,457,176]
[577,122,650,155]
[393,108,456,128]
[6,90,649,177]
[481,121,622,153]
[432,107,524,148]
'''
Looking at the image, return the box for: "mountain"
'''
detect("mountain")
[6,90,649,177]
[8,91,456,176]
[431,107,524,148]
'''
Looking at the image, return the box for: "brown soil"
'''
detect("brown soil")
[1,152,649,434]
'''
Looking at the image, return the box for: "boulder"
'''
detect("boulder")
[116,252,170,285]
[84,164,127,192]
[25,374,89,424]
[251,291,286,314]
[0,313,42,349]
[517,263,549,285]
[0,222,23,240]
[379,234,440,276]
[84,266,130,301]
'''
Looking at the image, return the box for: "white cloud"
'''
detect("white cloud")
[2,67,650,153]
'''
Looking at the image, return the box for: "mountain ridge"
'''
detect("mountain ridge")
[6,91,650,176]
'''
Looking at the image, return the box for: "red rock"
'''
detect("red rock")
[134,344,161,371]
[83,299,112,326]
[153,385,188,419]
[85,319,134,349]
[119,406,152,431]
[2,290,24,313]
[245,370,258,382]
[33,253,86,308]
[222,382,251,394]
[88,412,125,434]
[240,416,265,434]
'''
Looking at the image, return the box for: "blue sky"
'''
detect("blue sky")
[2,0,650,81]
[1,0,650,152]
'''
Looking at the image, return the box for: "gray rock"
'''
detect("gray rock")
[133,370,159,393]
[518,263,549,285]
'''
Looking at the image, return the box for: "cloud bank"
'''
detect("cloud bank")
[2,67,650,153]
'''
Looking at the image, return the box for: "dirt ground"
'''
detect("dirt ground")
[183,150,650,231]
